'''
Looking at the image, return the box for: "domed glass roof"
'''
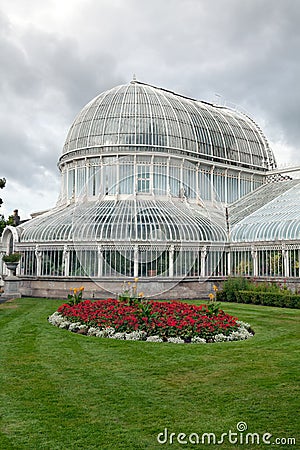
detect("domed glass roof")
[61,80,276,171]
[20,198,227,243]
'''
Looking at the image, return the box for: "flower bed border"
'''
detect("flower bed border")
[48,299,254,344]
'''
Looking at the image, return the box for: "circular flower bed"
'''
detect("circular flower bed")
[48,299,254,344]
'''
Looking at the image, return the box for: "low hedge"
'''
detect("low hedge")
[217,289,300,309]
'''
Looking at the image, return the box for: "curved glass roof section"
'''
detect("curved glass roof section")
[229,179,300,227]
[231,180,300,242]
[62,80,276,171]
[19,198,227,244]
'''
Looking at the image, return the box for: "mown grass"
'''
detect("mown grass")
[0,298,299,449]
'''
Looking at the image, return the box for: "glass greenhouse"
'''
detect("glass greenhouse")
[2,79,299,298]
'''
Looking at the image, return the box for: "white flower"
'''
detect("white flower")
[167,337,185,344]
[113,332,126,340]
[146,335,163,342]
[95,330,105,337]
[87,327,100,336]
[236,320,252,330]
[214,333,229,342]
[59,320,71,329]
[96,327,116,338]
[213,322,254,342]
[227,326,253,341]
[191,336,207,344]
[125,330,147,341]
[48,312,65,326]
[69,322,82,332]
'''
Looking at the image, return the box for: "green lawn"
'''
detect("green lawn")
[0,298,299,449]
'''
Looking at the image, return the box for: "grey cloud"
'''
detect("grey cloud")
[0,124,57,188]
[0,8,123,196]
[20,29,123,111]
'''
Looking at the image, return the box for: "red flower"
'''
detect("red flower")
[57,298,239,339]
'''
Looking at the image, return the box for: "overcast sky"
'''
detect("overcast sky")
[0,0,299,219]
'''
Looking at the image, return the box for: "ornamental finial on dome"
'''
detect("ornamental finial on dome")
[131,73,137,83]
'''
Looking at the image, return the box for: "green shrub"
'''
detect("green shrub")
[236,290,300,309]
[251,281,283,294]
[216,277,251,303]
[215,290,227,302]
[217,277,300,308]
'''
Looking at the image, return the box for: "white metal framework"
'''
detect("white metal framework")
[14,196,227,278]
[58,80,275,207]
[227,180,300,279]
[3,80,299,282]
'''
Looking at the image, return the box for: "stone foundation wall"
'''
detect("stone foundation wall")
[14,276,300,301]
[18,277,217,300]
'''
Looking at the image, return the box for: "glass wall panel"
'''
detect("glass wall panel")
[227,176,239,203]
[183,166,196,198]
[289,248,300,278]
[88,165,100,197]
[100,164,118,195]
[215,172,226,202]
[137,165,150,193]
[153,164,168,195]
[231,250,253,276]
[258,249,283,276]
[22,250,37,276]
[102,249,134,277]
[67,169,75,199]
[138,249,169,277]
[119,164,134,194]
[198,170,211,201]
[206,250,226,277]
[76,166,86,196]
[68,249,98,276]
[41,250,64,276]
[169,166,180,196]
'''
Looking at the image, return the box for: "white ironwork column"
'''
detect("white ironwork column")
[134,245,139,278]
[63,245,70,277]
[97,246,103,277]
[210,166,214,202]
[227,250,231,276]
[201,246,207,278]
[169,245,174,278]
[224,168,228,204]
[282,245,290,278]
[35,246,42,277]
[251,246,258,277]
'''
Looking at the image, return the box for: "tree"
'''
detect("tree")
[0,178,8,236]
[0,177,5,207]
[0,215,13,237]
